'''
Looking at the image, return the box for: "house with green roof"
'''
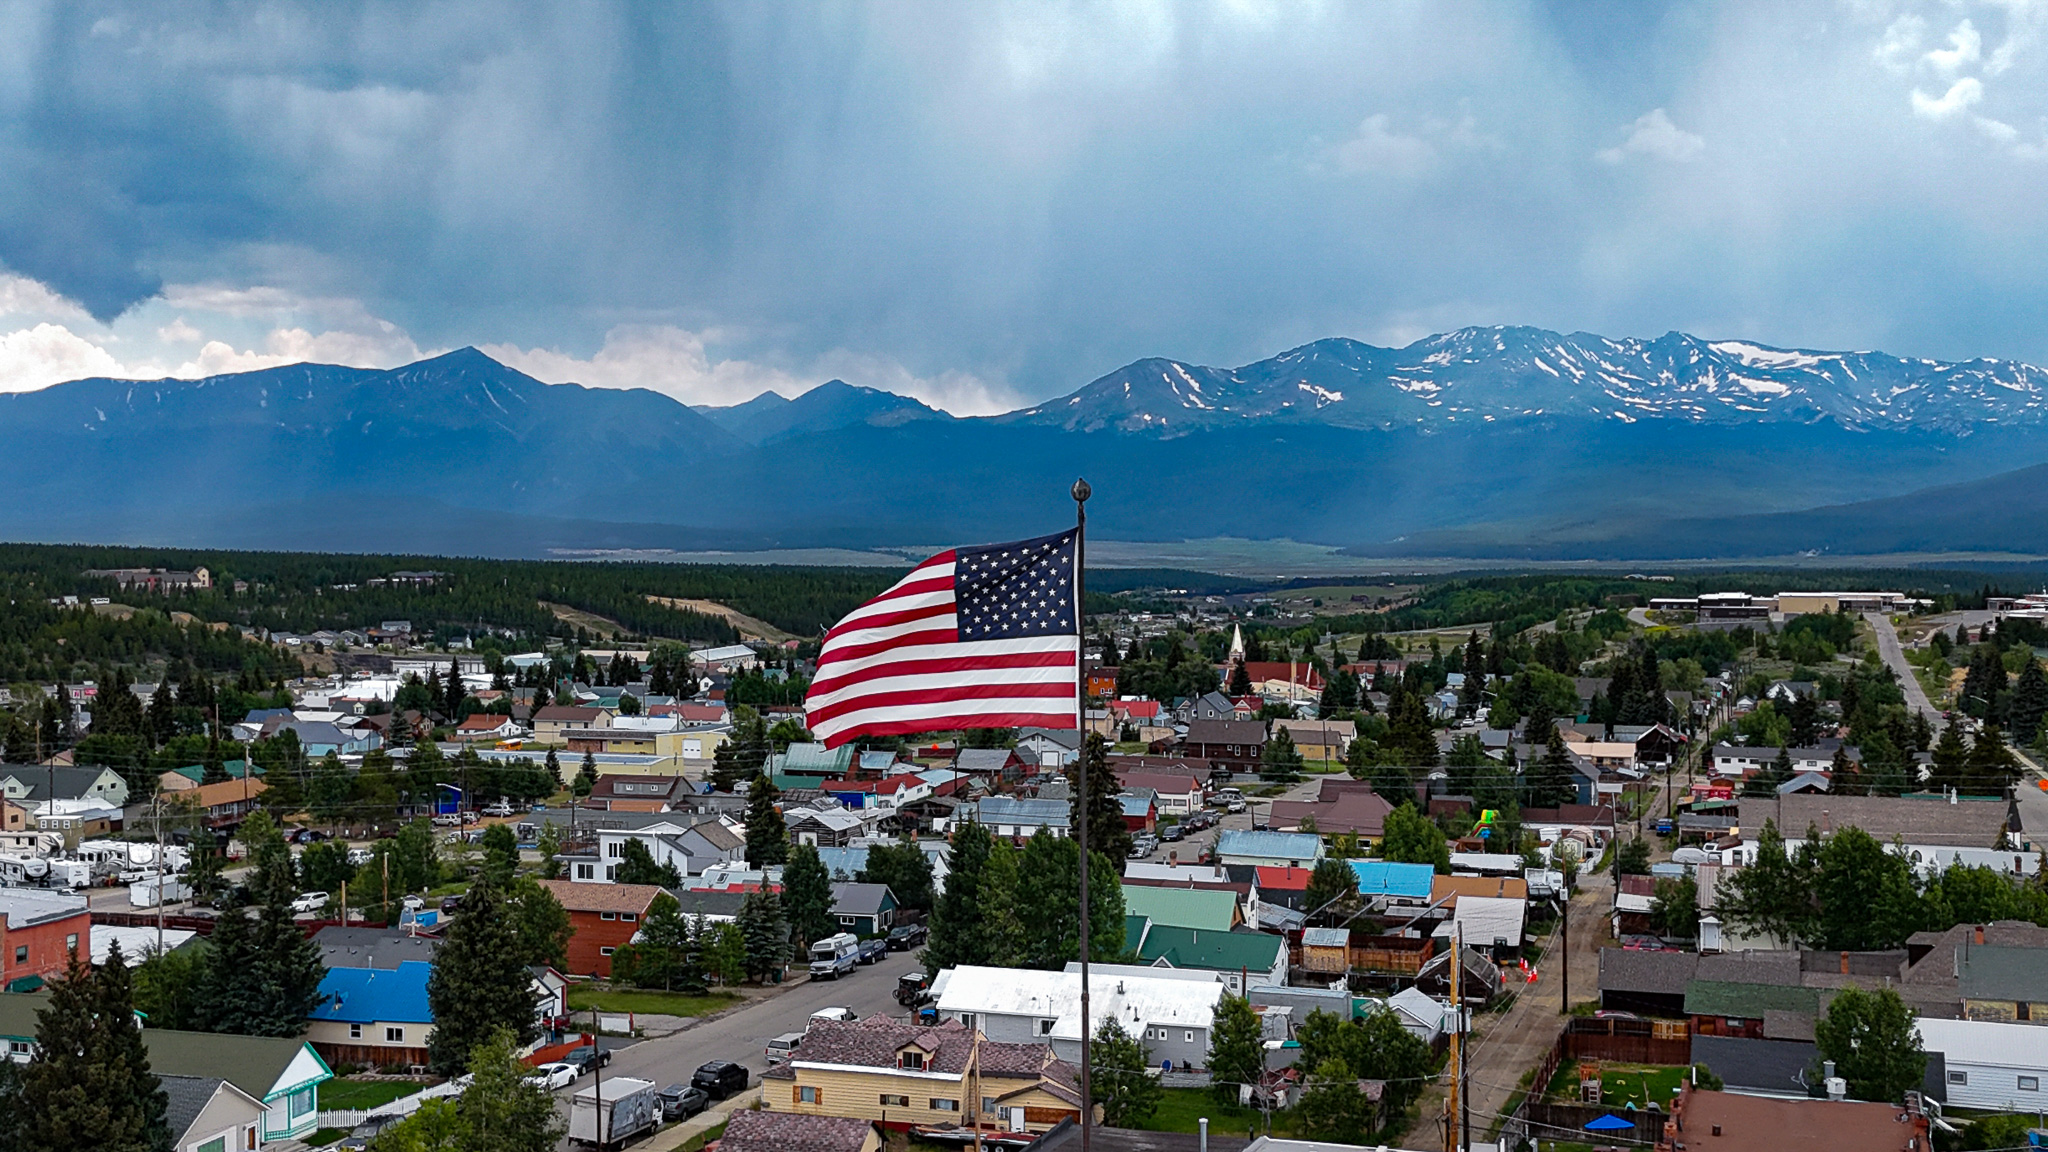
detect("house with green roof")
[1138,925,1286,994]
[159,759,263,793]
[1684,979,1822,1041]
[0,989,40,1063]
[1120,884,1242,933]
[143,1030,334,1142]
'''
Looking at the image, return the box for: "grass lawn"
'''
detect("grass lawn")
[1138,1087,1296,1140]
[1542,1061,1686,1111]
[566,985,743,1017]
[318,1079,424,1111]
[303,1130,347,1148]
[670,1120,727,1152]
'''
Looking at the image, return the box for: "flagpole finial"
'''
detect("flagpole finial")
[1071,477,1091,503]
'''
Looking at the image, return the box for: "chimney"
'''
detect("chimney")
[1840,952,1849,975]
[1820,809,1833,835]
[1975,924,1986,945]
[1712,1124,1723,1136]
[1827,1076,1847,1101]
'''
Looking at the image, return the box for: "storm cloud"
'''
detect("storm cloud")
[1,0,2046,410]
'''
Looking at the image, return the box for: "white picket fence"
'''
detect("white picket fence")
[316,1077,465,1132]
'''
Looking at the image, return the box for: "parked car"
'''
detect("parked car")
[440,893,464,914]
[1160,824,1186,842]
[338,1113,404,1151]
[528,1062,577,1091]
[896,971,933,1006]
[289,891,331,915]
[1226,798,1247,813]
[886,923,928,950]
[346,848,374,866]
[811,1006,858,1024]
[765,1032,805,1064]
[856,938,888,965]
[400,894,426,912]
[656,1083,709,1122]
[561,1045,612,1076]
[482,800,514,818]
[692,1060,749,1100]
[431,813,461,827]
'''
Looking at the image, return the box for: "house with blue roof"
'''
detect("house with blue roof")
[1348,860,1436,906]
[1213,830,1322,869]
[1119,793,1157,834]
[963,796,1069,842]
[306,960,434,1069]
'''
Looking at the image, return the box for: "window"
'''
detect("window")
[1039,1019,1054,1035]
[607,842,623,858]
[601,911,618,921]
[880,1094,910,1108]
[197,1138,226,1152]
[1950,1071,1969,1085]
[9,1041,31,1056]
[899,1051,926,1071]
[798,1086,820,1104]
[600,946,616,957]
[65,934,77,954]
[11,946,23,964]
[1185,1031,1195,1043]
[576,864,596,880]
[958,1014,975,1030]
[349,1024,363,1039]
[839,915,856,926]
[605,866,617,881]
[386,1027,405,1043]
[2022,1076,2040,1092]
[983,1097,998,1114]
[931,1099,959,1112]
[620,912,637,922]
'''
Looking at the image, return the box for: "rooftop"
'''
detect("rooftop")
[1138,926,1285,973]
[0,887,88,929]
[1959,944,2048,1002]
[1119,885,1240,933]
[1774,792,2015,847]
[933,965,1224,1041]
[1670,1086,1928,1152]
[310,961,434,1025]
[143,1031,329,1101]
[1213,830,1321,861]
[1346,860,1435,899]
[533,878,665,916]
[716,1111,878,1152]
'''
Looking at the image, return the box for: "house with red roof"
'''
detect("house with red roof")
[1253,865,1314,911]
[1111,770,1203,816]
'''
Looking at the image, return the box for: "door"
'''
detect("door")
[1008,1107,1026,1132]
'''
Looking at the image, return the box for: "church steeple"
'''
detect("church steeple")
[1228,623,1246,664]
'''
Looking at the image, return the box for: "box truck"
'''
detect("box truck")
[568,1077,658,1147]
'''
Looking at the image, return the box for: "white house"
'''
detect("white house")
[1716,794,2029,879]
[932,965,1224,1072]
[1916,1017,2048,1112]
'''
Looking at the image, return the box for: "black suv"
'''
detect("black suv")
[887,923,928,950]
[692,1060,750,1100]
[561,1045,611,1076]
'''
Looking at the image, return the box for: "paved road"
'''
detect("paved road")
[1865,612,1940,723]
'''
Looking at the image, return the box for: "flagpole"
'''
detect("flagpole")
[1071,476,1091,1152]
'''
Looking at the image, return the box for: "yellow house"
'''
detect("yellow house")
[761,1018,1083,1137]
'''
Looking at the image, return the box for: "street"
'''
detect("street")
[1864,612,1940,723]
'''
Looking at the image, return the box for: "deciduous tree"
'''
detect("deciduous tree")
[1815,988,1925,1104]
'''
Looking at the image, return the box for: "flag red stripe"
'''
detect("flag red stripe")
[805,680,1076,727]
[819,711,1081,741]
[814,625,962,667]
[821,598,957,642]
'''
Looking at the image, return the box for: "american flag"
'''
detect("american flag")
[805,530,1082,747]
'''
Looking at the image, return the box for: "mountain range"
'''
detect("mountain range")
[6,327,2048,563]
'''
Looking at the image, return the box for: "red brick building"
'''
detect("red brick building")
[1,890,90,991]
[533,879,663,979]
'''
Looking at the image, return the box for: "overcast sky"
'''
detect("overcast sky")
[1,0,2045,412]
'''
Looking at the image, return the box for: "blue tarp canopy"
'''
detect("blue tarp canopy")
[1584,1114,1635,1131]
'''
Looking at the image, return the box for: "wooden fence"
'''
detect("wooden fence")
[1507,1017,1692,1147]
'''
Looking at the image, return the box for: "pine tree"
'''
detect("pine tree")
[781,843,838,949]
[193,906,266,1035]
[925,822,994,972]
[1965,726,2020,796]
[2009,657,2048,744]
[736,890,791,982]
[1067,734,1133,868]
[574,750,597,799]
[856,840,936,915]
[1206,994,1266,1104]
[1226,661,1252,698]
[1261,727,1305,782]
[1014,831,1126,968]
[1090,1018,1162,1127]
[427,876,540,1073]
[743,774,788,867]
[17,943,171,1152]
[1829,744,1861,795]
[1524,723,1578,808]
[1930,724,1971,792]
[544,748,562,791]
[249,861,326,1035]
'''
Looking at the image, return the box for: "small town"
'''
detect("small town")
[1,558,2041,1152]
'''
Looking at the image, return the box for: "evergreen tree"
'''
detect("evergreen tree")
[444,661,464,718]
[1712,819,1817,946]
[508,879,573,970]
[1067,734,1133,868]
[1964,725,2020,795]
[743,774,788,867]
[979,839,1026,967]
[193,908,266,1035]
[856,840,936,915]
[1524,723,1579,809]
[1303,857,1361,923]
[2009,656,2048,744]
[1862,730,1910,797]
[426,876,539,1073]
[614,838,682,887]
[781,843,838,949]
[1385,686,1438,767]
[736,890,792,982]
[543,748,562,791]
[16,943,171,1152]
[1378,804,1450,874]
[925,822,994,973]
[248,861,326,1035]
[1616,836,1652,875]
[1829,744,1862,796]
[454,1027,566,1152]
[1260,727,1305,782]
[1226,662,1252,698]
[1015,831,1126,968]
[1089,1018,1161,1128]
[1206,994,1266,1104]
[1930,724,1971,792]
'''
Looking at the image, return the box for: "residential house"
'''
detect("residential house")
[1916,1016,2048,1110]
[1655,1081,1931,1152]
[576,817,745,882]
[0,888,90,991]
[531,705,612,742]
[312,925,442,970]
[0,763,131,809]
[159,1075,267,1152]
[830,883,899,936]
[1439,896,1526,961]
[1710,744,1857,780]
[453,713,523,742]
[690,644,762,673]
[670,887,751,925]
[961,797,1069,842]
[1238,662,1325,704]
[769,743,858,780]
[1266,779,1394,848]
[1903,921,2048,1000]
[1016,728,1083,771]
[1180,720,1267,777]
[954,747,1030,785]
[1252,866,1311,912]
[1181,692,1238,723]
[1270,719,1356,763]
[1119,793,1157,834]
[144,1031,334,1143]
[1686,979,1822,1040]
[306,961,434,1069]
[1347,861,1437,909]
[1120,885,1243,933]
[1111,769,1204,816]
[1960,945,2048,1023]
[760,1017,1080,1136]
[1521,804,1620,862]
[1136,926,1286,994]
[168,777,271,830]
[583,774,694,813]
[788,804,872,848]
[718,1111,882,1152]
[157,760,263,794]
[932,965,1225,1070]
[533,879,664,977]
[1213,830,1321,870]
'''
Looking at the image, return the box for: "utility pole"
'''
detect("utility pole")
[154,789,166,956]
[592,1004,606,1151]
[1072,477,1092,1152]
[1447,921,1462,1152]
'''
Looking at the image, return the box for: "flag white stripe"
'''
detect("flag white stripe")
[818,612,961,659]
[828,584,957,631]
[805,662,1077,712]
[810,635,1078,684]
